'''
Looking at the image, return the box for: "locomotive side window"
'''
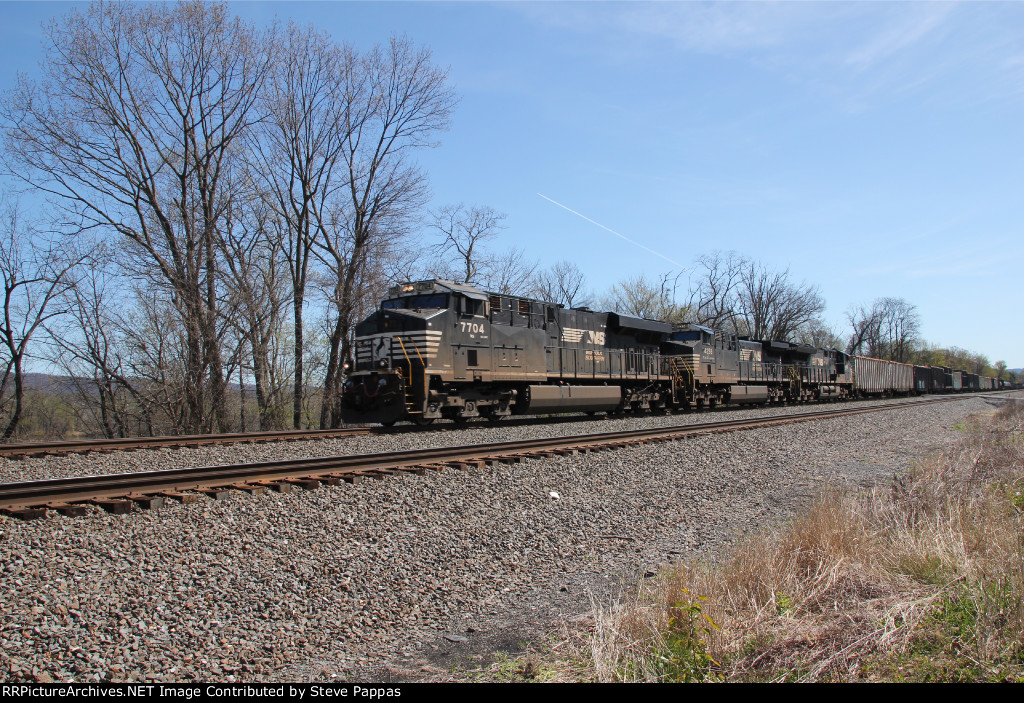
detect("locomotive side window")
[459,297,484,316]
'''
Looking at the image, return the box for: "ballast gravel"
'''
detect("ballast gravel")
[0,394,1016,682]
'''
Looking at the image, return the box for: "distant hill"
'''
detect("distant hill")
[22,373,85,394]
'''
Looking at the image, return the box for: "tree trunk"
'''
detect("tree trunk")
[293,293,304,429]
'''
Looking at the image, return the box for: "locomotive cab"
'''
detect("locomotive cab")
[341,281,453,424]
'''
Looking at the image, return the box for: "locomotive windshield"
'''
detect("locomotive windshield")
[672,330,702,342]
[381,294,449,310]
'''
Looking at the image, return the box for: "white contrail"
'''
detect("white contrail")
[537,193,684,268]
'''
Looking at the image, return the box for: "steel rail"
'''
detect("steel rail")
[0,395,965,517]
[0,427,371,459]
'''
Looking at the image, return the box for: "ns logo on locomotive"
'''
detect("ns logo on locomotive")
[339,279,1002,426]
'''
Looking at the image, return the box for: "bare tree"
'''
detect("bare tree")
[602,273,691,322]
[687,251,745,331]
[250,22,357,429]
[430,204,507,285]
[878,297,919,362]
[481,247,538,296]
[846,300,883,356]
[794,316,846,350]
[531,260,590,308]
[735,260,825,341]
[0,200,81,439]
[48,247,136,438]
[1,1,273,433]
[847,297,919,360]
[316,36,457,428]
[218,194,291,430]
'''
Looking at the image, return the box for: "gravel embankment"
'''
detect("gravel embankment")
[0,393,1016,683]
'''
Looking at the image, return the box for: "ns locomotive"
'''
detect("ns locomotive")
[339,279,935,426]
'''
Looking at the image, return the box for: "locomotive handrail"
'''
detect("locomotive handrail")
[400,335,426,368]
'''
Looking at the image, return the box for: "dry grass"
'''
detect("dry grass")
[582,401,1024,682]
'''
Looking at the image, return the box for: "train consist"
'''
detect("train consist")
[340,279,1003,425]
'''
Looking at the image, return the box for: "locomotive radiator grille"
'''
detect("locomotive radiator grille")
[355,331,443,366]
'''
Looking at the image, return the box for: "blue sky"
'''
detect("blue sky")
[2,1,1022,365]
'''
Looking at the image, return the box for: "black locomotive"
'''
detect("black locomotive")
[339,279,999,425]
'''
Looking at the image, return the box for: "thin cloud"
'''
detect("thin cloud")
[844,4,956,72]
[537,193,684,268]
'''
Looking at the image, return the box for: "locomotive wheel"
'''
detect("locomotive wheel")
[480,407,506,424]
[412,416,435,426]
[380,420,396,427]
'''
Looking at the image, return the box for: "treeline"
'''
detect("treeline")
[0,2,1012,442]
[589,252,1010,380]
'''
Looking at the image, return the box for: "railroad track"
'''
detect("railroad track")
[0,395,967,519]
[0,427,372,459]
[2,392,1002,460]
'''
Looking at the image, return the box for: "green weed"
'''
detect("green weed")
[648,590,723,683]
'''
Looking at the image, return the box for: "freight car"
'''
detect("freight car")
[852,356,914,396]
[339,279,998,425]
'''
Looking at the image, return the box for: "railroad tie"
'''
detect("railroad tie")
[311,475,343,486]
[87,498,133,515]
[157,491,201,504]
[370,468,408,477]
[450,460,485,469]
[256,481,293,493]
[194,487,232,500]
[230,484,269,495]
[125,494,166,510]
[1,507,47,520]
[46,502,90,517]
[392,466,426,476]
